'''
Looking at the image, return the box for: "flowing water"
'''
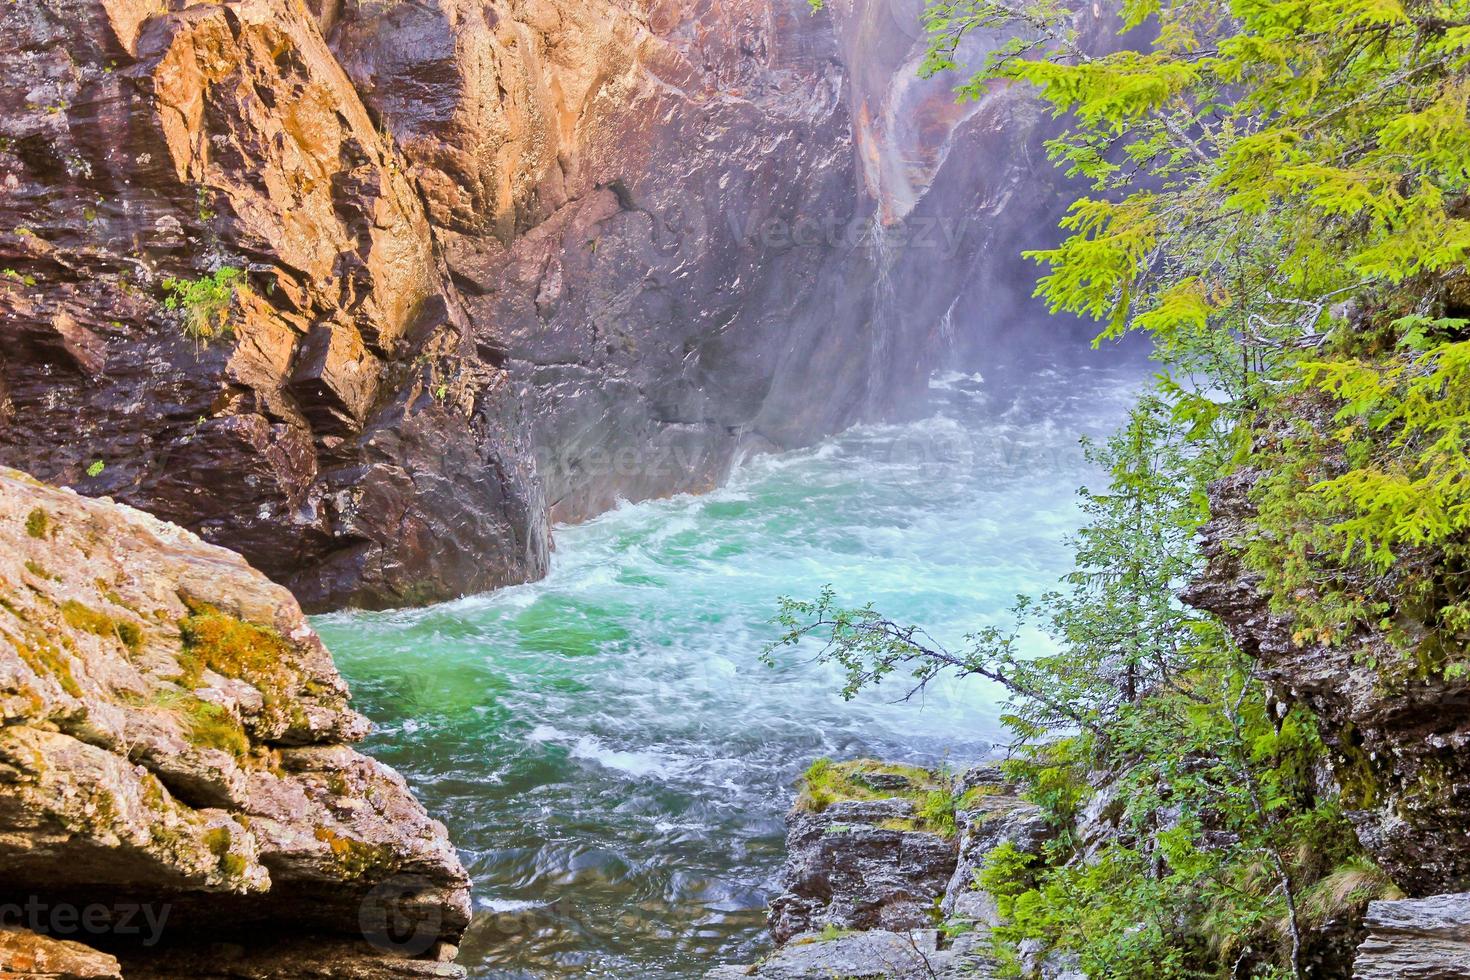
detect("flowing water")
[315,352,1143,979]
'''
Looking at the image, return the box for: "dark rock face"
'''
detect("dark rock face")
[0,468,469,976]
[1353,894,1470,979]
[768,797,959,945]
[328,0,886,524]
[1185,471,1470,896]
[0,0,1096,610]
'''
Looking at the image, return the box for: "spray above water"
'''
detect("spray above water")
[316,354,1143,979]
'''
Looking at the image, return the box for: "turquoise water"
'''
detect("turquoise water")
[315,355,1142,979]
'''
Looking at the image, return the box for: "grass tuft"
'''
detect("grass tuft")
[60,599,143,654]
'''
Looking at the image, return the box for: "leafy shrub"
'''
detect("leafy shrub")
[162,267,243,343]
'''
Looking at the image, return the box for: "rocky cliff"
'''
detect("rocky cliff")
[0,0,1091,612]
[1185,470,1470,899]
[0,467,468,977]
[1186,468,1470,977]
[707,760,1063,980]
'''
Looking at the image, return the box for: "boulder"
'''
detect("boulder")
[723,760,1053,980]
[941,792,1053,923]
[768,797,958,944]
[0,468,468,976]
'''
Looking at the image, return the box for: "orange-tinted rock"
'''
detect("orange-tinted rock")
[0,929,122,980]
[0,0,546,611]
[289,322,379,434]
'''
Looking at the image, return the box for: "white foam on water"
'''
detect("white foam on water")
[318,354,1149,980]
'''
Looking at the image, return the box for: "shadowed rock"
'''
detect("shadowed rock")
[1186,469,1470,896]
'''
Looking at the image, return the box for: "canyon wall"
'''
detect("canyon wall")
[0,0,1086,610]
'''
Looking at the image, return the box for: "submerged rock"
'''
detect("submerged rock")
[1353,893,1470,979]
[0,468,469,976]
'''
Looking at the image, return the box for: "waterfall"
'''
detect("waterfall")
[864,218,903,418]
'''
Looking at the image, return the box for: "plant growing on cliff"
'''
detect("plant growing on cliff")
[918,0,1470,637]
[162,267,243,344]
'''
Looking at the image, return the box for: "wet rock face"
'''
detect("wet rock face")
[1353,893,1470,979]
[0,469,469,975]
[327,0,887,524]
[1185,471,1470,897]
[768,797,959,944]
[0,0,546,612]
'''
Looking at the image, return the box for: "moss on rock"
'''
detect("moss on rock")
[797,757,960,837]
[4,625,81,697]
[60,600,143,654]
[314,827,400,878]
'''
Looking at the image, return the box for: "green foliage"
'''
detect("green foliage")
[24,508,48,539]
[149,688,251,760]
[919,0,1470,638]
[85,460,105,478]
[783,1,1461,974]
[1306,339,1470,564]
[162,267,243,343]
[927,0,1470,343]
